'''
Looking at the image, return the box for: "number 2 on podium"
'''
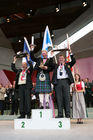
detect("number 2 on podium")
[21,121,25,128]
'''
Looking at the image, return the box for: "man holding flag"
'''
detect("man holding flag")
[30,26,54,109]
[11,38,33,119]
[52,35,76,118]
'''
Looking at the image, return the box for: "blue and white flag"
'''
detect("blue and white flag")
[22,37,33,66]
[42,26,53,52]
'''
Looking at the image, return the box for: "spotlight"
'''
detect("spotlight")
[83,1,87,7]
[56,3,61,13]
[51,31,54,38]
[18,40,21,43]
[30,9,32,12]
[27,13,31,17]
[56,7,60,12]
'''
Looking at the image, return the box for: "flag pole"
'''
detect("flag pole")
[66,33,75,79]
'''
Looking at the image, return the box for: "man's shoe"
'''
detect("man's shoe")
[66,115,70,118]
[46,106,49,109]
[10,112,14,115]
[79,121,83,124]
[27,115,31,119]
[18,115,25,119]
[39,106,43,109]
[55,116,63,118]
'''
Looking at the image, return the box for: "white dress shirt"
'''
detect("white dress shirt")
[18,71,27,85]
[57,64,68,79]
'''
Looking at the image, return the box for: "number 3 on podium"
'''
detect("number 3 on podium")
[40,111,42,118]
[58,121,62,128]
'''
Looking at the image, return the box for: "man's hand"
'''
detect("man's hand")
[68,48,72,54]
[39,66,48,70]
[50,50,54,57]
[30,45,35,51]
[13,56,17,63]
[27,53,30,61]
[49,93,52,96]
[42,66,48,70]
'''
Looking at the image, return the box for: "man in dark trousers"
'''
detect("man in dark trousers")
[52,51,76,118]
[11,54,33,118]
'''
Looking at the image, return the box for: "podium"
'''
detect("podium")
[14,109,70,130]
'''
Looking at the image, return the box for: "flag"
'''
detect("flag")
[66,34,71,63]
[22,37,33,66]
[42,26,53,52]
[66,34,75,94]
[66,34,74,72]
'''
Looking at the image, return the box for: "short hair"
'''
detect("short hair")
[59,54,65,58]
[86,78,89,81]
[42,50,48,54]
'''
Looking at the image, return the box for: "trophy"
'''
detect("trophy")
[30,36,36,51]
[39,61,44,69]
[16,51,28,58]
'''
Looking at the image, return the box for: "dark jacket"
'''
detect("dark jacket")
[30,51,54,73]
[11,61,33,89]
[52,54,76,85]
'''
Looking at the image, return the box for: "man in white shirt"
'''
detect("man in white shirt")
[11,55,33,118]
[52,52,76,118]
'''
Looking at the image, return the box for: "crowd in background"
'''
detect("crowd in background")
[0,81,40,115]
[0,77,93,116]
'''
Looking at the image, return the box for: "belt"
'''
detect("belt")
[58,78,68,80]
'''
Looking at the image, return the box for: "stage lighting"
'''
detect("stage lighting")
[56,3,61,12]
[83,1,87,7]
[56,7,60,12]
[18,39,21,43]
[51,30,54,38]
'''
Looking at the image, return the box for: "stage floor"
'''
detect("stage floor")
[0,119,92,140]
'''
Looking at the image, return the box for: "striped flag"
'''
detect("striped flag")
[22,37,33,66]
[42,26,53,52]
[66,34,74,73]
[66,34,71,62]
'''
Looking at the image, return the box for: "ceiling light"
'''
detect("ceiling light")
[56,3,61,13]
[83,1,87,7]
[18,39,21,43]
[27,13,31,17]
[51,31,54,38]
[51,34,54,37]
[56,7,60,12]
[30,9,32,12]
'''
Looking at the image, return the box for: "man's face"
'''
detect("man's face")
[42,51,47,58]
[58,56,65,64]
[85,78,89,83]
[22,62,27,70]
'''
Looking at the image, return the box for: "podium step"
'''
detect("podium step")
[32,109,52,120]
[14,118,70,130]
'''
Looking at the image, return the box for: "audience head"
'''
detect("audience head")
[75,73,81,82]
[0,83,3,88]
[85,78,89,83]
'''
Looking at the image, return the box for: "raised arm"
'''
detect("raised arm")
[26,53,33,73]
[11,56,18,73]
[68,54,76,67]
